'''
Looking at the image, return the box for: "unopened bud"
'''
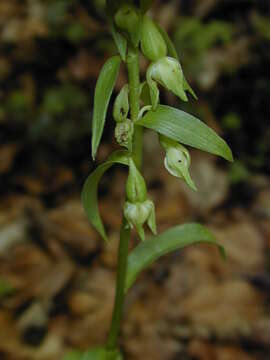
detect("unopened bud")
[126,159,147,203]
[141,15,167,62]
[160,135,197,191]
[113,84,129,123]
[147,57,188,104]
[114,5,141,47]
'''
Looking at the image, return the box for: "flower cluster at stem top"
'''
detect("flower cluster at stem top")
[112,3,197,240]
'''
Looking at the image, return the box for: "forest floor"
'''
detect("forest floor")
[1,136,270,360]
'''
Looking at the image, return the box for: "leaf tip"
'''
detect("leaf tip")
[220,141,233,162]
[91,145,97,161]
[99,229,108,242]
[218,245,227,261]
[225,147,234,162]
[228,150,234,162]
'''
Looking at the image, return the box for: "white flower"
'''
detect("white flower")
[147,57,188,108]
[160,135,197,191]
[124,200,156,241]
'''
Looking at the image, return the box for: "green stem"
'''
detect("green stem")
[106,218,130,350]
[106,46,142,351]
[127,46,143,168]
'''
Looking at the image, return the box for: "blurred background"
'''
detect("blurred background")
[0,0,270,359]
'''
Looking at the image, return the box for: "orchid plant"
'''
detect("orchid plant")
[65,1,233,359]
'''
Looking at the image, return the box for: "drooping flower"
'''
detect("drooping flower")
[160,135,197,191]
[124,200,156,241]
[147,56,188,108]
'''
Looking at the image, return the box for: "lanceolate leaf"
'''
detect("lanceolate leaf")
[125,223,225,291]
[136,105,233,161]
[91,56,121,160]
[82,151,129,241]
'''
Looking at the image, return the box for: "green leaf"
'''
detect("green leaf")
[82,151,129,241]
[136,105,233,162]
[92,56,121,160]
[125,223,225,291]
[64,347,122,360]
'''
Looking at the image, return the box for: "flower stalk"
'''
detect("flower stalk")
[107,45,143,351]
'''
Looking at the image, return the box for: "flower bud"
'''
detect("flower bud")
[113,84,129,123]
[160,135,197,191]
[126,159,147,203]
[124,199,156,241]
[141,15,167,62]
[147,57,188,104]
[115,119,134,152]
[114,5,141,47]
